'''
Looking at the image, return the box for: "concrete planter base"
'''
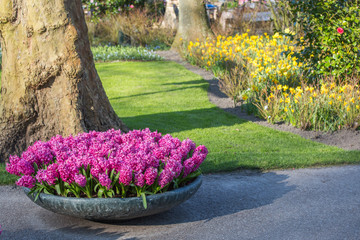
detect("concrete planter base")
[24,175,202,221]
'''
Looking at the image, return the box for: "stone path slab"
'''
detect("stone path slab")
[1,165,360,239]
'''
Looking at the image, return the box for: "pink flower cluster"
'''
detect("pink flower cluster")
[6,129,207,190]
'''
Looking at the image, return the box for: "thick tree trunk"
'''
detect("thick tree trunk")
[161,0,179,30]
[172,0,214,50]
[0,0,128,162]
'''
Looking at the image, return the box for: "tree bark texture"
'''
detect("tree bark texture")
[172,0,214,50]
[161,0,179,30]
[0,0,128,162]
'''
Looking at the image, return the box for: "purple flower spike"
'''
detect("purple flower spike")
[158,168,176,188]
[17,159,35,176]
[16,175,36,188]
[36,169,46,183]
[182,158,196,178]
[75,174,87,187]
[99,173,112,190]
[144,167,158,186]
[119,164,133,186]
[135,173,145,187]
[5,128,207,198]
[58,163,75,184]
[195,145,208,155]
[44,163,59,185]
[6,155,21,176]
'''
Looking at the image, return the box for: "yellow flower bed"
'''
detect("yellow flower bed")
[186,32,304,99]
[256,81,360,131]
[185,33,360,131]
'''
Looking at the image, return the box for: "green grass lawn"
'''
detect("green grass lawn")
[1,60,360,185]
[99,61,360,173]
[0,163,18,185]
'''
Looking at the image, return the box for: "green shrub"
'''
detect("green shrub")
[82,0,165,20]
[287,0,360,78]
[226,1,239,9]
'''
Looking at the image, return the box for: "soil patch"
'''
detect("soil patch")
[156,50,360,151]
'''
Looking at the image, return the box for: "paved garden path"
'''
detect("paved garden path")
[1,165,360,239]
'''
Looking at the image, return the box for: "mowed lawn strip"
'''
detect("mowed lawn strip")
[98,61,360,173]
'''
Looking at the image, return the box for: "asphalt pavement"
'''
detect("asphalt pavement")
[1,165,360,240]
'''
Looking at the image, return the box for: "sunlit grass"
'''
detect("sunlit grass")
[99,61,360,173]
[0,163,18,185]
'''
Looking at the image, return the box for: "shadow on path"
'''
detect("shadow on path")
[106,172,295,226]
[0,172,294,239]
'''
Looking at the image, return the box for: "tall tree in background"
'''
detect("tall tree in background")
[172,0,214,49]
[0,0,128,162]
[161,0,179,30]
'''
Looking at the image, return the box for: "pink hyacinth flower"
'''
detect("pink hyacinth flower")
[5,155,21,176]
[17,159,35,176]
[158,168,176,188]
[134,173,145,187]
[74,174,87,187]
[144,167,158,185]
[119,164,132,186]
[16,175,36,188]
[99,173,112,190]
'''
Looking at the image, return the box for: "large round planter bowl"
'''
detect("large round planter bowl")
[24,175,202,221]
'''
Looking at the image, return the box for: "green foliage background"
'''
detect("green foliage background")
[287,0,360,78]
[82,0,165,20]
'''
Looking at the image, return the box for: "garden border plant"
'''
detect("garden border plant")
[286,0,360,78]
[184,6,360,131]
[184,32,305,113]
[86,8,175,48]
[255,77,360,131]
[5,128,207,209]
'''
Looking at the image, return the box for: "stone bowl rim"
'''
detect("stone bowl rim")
[23,175,202,202]
[22,175,203,221]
